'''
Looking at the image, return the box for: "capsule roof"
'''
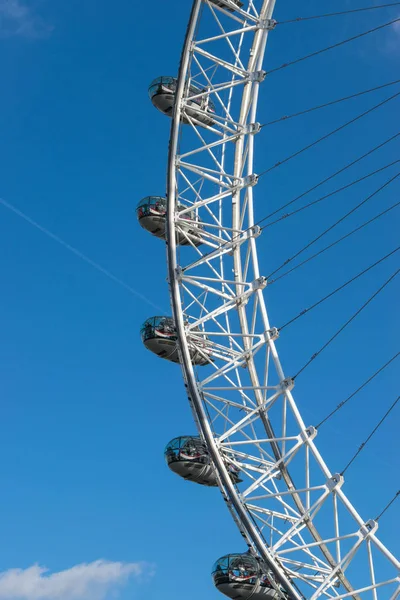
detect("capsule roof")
[136,196,195,219]
[212,553,260,575]
[141,316,176,342]
[212,553,289,599]
[148,75,216,111]
[148,76,176,100]
[165,436,207,461]
[165,435,204,451]
[136,196,166,211]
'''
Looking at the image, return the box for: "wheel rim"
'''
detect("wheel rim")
[158,1,400,597]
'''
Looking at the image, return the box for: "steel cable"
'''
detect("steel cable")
[341,395,400,475]
[256,132,400,226]
[267,171,400,280]
[270,200,400,284]
[261,79,400,128]
[316,352,400,428]
[376,490,400,520]
[257,91,400,178]
[181,133,399,272]
[293,268,400,379]
[266,17,400,75]
[278,3,400,25]
[263,160,400,230]
[278,247,400,331]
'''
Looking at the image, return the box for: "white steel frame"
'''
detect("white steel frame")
[164,1,400,598]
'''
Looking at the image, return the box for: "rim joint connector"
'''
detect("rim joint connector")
[175,266,183,281]
[232,174,258,190]
[251,276,267,291]
[229,226,261,256]
[241,122,261,135]
[326,473,344,491]
[249,225,261,238]
[244,174,258,187]
[236,297,249,308]
[248,70,266,83]
[266,327,279,341]
[281,376,294,392]
[242,349,252,366]
[260,18,277,31]
[359,519,378,538]
[301,426,317,442]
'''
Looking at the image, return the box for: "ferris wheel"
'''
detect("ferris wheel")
[136,1,400,598]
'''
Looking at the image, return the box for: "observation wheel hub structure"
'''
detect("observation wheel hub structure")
[137,0,400,598]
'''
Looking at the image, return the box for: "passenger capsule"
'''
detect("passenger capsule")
[212,553,288,600]
[148,76,216,126]
[136,196,202,245]
[211,0,244,11]
[165,435,241,487]
[141,316,211,366]
[165,436,217,486]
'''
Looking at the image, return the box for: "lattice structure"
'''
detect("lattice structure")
[157,1,400,598]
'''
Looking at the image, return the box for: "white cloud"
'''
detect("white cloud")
[0,559,151,600]
[0,0,51,38]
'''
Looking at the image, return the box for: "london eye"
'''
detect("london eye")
[137,1,400,597]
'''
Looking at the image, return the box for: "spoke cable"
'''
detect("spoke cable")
[182,133,399,271]
[376,490,400,521]
[271,201,400,284]
[267,17,400,75]
[278,3,400,24]
[261,79,400,128]
[256,132,400,226]
[293,268,400,379]
[267,171,400,280]
[257,91,400,178]
[316,352,400,428]
[278,247,400,331]
[263,160,400,230]
[341,395,400,475]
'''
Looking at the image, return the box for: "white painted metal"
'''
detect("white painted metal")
[164,0,400,597]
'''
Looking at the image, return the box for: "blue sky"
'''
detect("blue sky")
[0,0,398,599]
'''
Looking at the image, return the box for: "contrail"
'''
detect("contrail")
[0,197,165,313]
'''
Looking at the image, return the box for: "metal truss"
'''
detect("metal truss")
[165,1,400,598]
